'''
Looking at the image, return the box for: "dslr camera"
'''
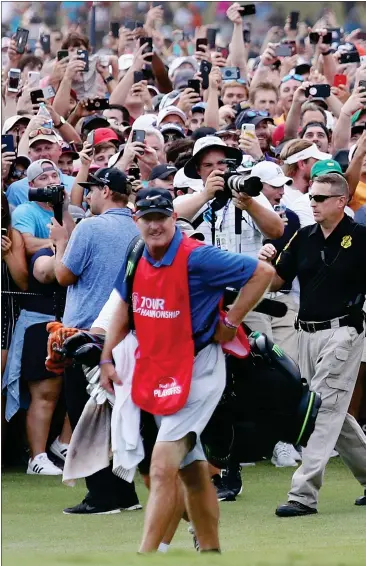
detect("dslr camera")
[28,184,65,206]
[28,184,65,225]
[214,159,263,208]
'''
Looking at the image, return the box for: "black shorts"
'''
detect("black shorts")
[21,322,59,382]
[138,411,158,476]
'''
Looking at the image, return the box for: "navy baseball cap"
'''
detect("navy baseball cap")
[135,188,174,218]
[149,164,178,181]
[235,109,274,129]
[81,115,110,133]
[77,167,130,194]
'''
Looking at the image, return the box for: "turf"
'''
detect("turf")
[2,459,365,566]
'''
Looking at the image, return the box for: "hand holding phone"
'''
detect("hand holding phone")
[333,74,347,88]
[40,34,51,54]
[200,60,212,90]
[132,130,146,144]
[196,38,208,52]
[305,84,331,99]
[134,71,144,84]
[188,79,201,95]
[238,4,256,17]
[139,37,153,62]
[15,27,29,54]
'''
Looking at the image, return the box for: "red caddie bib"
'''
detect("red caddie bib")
[131,234,203,416]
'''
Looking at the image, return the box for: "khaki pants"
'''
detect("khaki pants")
[244,293,298,363]
[288,325,366,508]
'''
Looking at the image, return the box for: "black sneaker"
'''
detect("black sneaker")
[355,489,366,506]
[63,499,142,515]
[211,474,236,502]
[275,500,317,517]
[222,464,242,497]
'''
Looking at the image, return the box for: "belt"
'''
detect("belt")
[296,315,350,333]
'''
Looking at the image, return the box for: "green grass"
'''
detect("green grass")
[2,459,365,566]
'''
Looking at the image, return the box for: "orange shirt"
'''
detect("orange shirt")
[350,181,366,212]
[274,114,285,126]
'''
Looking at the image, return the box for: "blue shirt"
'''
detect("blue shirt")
[11,202,54,239]
[62,208,139,329]
[6,171,74,208]
[115,229,258,350]
[354,205,366,226]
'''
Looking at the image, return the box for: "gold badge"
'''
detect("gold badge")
[341,235,352,248]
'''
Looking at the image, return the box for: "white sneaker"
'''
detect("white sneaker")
[271,442,298,468]
[27,453,63,475]
[330,449,339,458]
[50,436,69,461]
[290,445,302,462]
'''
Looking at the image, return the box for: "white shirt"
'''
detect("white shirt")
[92,289,120,331]
[282,186,354,228]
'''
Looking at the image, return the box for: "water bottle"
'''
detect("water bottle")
[37,102,53,129]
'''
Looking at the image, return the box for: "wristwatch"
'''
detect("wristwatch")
[104,75,114,84]
[54,116,66,129]
[322,50,332,56]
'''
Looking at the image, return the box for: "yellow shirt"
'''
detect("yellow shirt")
[274,114,285,126]
[350,181,366,211]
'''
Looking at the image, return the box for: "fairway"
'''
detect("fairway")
[2,459,365,566]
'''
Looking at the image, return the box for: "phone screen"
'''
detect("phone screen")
[196,38,208,52]
[289,12,299,30]
[15,27,29,54]
[57,50,69,61]
[8,70,20,91]
[238,4,256,17]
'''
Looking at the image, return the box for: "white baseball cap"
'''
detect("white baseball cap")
[284,143,331,165]
[249,161,293,187]
[118,54,134,71]
[157,106,187,126]
[131,114,158,130]
[173,168,204,192]
[168,56,198,79]
[2,114,32,134]
[159,90,181,110]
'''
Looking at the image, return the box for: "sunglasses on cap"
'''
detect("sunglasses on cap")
[163,133,183,142]
[308,194,344,203]
[243,110,270,118]
[29,128,54,139]
[223,78,247,85]
[281,74,304,84]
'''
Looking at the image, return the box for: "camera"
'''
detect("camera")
[214,159,263,208]
[221,67,240,80]
[29,184,65,205]
[28,185,65,224]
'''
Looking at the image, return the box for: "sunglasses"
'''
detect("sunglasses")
[137,198,172,209]
[281,74,304,84]
[223,78,247,85]
[29,128,54,139]
[308,194,344,203]
[243,110,270,118]
[163,133,184,142]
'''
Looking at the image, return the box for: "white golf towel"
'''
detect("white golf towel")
[111,332,144,482]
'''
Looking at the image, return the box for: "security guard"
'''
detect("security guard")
[261,172,366,516]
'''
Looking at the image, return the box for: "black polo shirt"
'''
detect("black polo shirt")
[275,215,366,322]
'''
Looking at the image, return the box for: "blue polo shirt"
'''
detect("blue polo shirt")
[114,228,258,351]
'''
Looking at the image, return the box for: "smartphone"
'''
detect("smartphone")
[43,85,56,100]
[15,27,29,54]
[275,44,292,57]
[242,124,255,137]
[333,74,347,88]
[2,134,15,153]
[30,89,44,104]
[110,21,120,38]
[207,28,217,49]
[221,67,240,80]
[289,11,299,31]
[282,40,297,55]
[86,98,110,111]
[99,55,109,68]
[339,51,360,64]
[135,21,144,29]
[77,49,89,72]
[7,68,21,93]
[200,60,212,90]
[188,79,201,95]
[28,71,40,87]
[328,27,343,42]
[243,29,251,43]
[196,38,208,52]
[40,34,51,54]
[125,20,136,31]
[87,131,95,145]
[139,37,153,62]
[309,31,332,45]
[132,129,146,143]
[57,50,69,61]
[238,4,256,17]
[134,71,144,83]
[128,166,140,180]
[359,80,366,93]
[305,84,331,98]
[217,46,229,58]
[1,227,8,237]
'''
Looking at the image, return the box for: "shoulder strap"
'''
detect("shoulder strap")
[123,235,145,328]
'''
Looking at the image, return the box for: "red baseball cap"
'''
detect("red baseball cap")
[94,128,120,145]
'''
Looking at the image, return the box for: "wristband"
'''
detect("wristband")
[99,359,113,366]
[223,316,239,330]
[322,50,332,56]
[104,75,114,84]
